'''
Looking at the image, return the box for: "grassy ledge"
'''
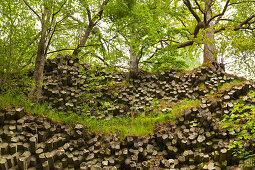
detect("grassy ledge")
[0,92,201,138]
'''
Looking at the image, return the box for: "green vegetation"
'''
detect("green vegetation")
[168,99,201,117]
[221,90,255,167]
[217,79,244,92]
[0,86,200,138]
[0,0,254,159]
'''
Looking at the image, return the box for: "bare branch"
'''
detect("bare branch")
[23,0,41,21]
[138,44,145,62]
[183,0,201,23]
[178,18,192,35]
[148,47,163,60]
[164,39,182,44]
[220,18,237,22]
[88,51,109,66]
[215,26,254,33]
[93,0,109,25]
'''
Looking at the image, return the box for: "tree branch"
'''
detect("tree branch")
[23,0,41,21]
[47,48,75,54]
[208,0,230,25]
[215,15,255,33]
[88,51,109,66]
[240,14,255,26]
[70,15,82,24]
[194,0,204,14]
[86,8,92,23]
[183,0,201,23]
[220,18,238,23]
[177,40,194,48]
[93,0,109,25]
[45,15,69,54]
[178,18,192,35]
[229,1,255,6]
[138,44,145,62]
[53,0,67,16]
[148,47,163,60]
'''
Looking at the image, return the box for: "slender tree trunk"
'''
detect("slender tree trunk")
[129,29,139,79]
[129,45,139,79]
[29,8,51,102]
[73,22,94,56]
[203,0,217,64]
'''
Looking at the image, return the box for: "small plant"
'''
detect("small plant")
[101,101,112,109]
[149,98,160,110]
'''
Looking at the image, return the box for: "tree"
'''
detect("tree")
[162,0,255,65]
[0,0,38,76]
[222,29,255,79]
[105,0,190,78]
[23,0,70,101]
[71,0,110,57]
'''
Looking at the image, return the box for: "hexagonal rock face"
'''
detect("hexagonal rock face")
[1,78,255,169]
[1,55,255,169]
[42,54,249,121]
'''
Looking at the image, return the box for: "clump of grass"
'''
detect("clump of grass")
[198,83,206,89]
[78,116,155,139]
[0,92,65,122]
[217,79,244,92]
[170,98,201,117]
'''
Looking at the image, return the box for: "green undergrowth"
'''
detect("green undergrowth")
[0,91,201,138]
[221,90,255,167]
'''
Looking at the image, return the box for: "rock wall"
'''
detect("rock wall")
[42,55,243,120]
[1,55,255,169]
[1,83,255,169]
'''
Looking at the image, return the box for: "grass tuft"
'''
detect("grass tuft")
[217,79,244,92]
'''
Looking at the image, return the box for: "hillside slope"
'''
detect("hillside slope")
[0,55,255,169]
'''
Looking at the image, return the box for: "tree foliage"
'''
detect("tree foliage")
[0,0,254,98]
[0,0,37,74]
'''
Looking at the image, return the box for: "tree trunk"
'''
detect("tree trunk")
[129,29,139,79]
[73,22,94,56]
[29,8,51,102]
[129,46,139,79]
[203,0,217,64]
